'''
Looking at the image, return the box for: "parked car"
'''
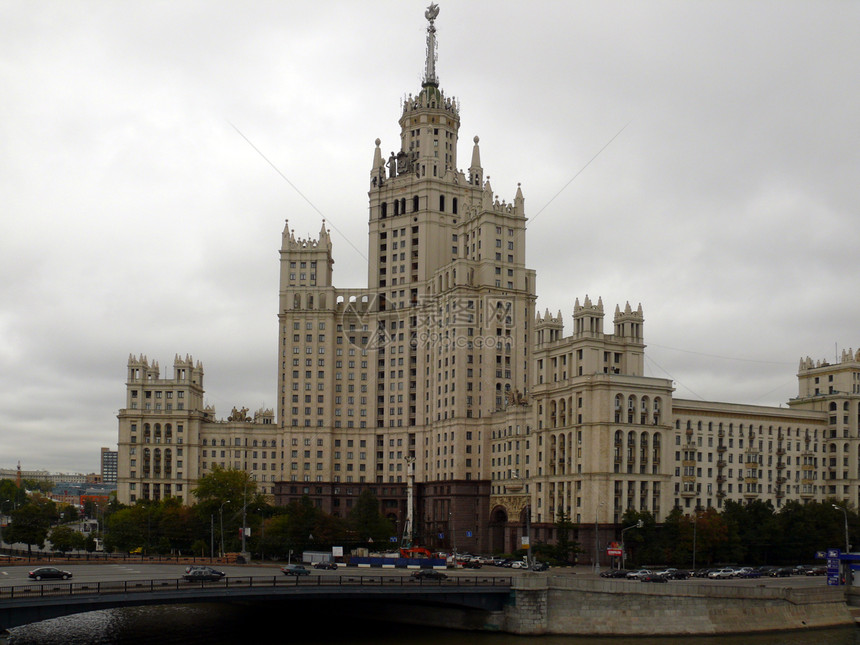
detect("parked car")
[640,573,668,583]
[313,561,337,570]
[626,569,653,580]
[183,566,225,582]
[806,566,827,576]
[281,564,310,576]
[734,567,761,579]
[693,568,717,578]
[411,569,447,580]
[510,560,527,569]
[660,569,690,580]
[600,569,622,578]
[28,567,72,581]
[770,567,793,577]
[708,568,736,579]
[532,561,549,572]
[602,569,630,578]
[461,560,482,569]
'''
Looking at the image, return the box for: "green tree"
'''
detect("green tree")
[4,503,51,556]
[193,468,267,553]
[551,510,580,564]
[349,490,394,546]
[48,525,78,552]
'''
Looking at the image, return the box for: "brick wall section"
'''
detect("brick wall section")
[504,577,854,636]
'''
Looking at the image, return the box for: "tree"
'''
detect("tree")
[193,467,267,553]
[4,503,51,557]
[48,525,78,553]
[551,510,580,564]
[349,490,394,545]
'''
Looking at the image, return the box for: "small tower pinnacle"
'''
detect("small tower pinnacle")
[423,3,440,87]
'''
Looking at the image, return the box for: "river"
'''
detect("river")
[6,604,860,645]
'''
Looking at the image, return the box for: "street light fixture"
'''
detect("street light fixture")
[621,519,644,570]
[219,500,231,558]
[833,504,850,553]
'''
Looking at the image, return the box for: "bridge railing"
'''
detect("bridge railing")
[0,574,512,601]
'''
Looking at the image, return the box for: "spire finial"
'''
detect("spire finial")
[423,4,440,87]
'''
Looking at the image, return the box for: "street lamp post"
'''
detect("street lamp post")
[621,519,644,570]
[219,500,231,558]
[593,501,604,573]
[833,504,850,553]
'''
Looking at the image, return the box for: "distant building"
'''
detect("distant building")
[115,6,859,561]
[101,447,117,485]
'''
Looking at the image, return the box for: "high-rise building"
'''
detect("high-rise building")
[100,447,118,485]
[115,5,859,562]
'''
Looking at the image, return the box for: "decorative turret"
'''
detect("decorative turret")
[469,135,482,186]
[613,301,644,341]
[128,354,160,382]
[573,295,604,338]
[535,309,564,345]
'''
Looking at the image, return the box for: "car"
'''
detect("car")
[734,568,761,579]
[693,568,716,578]
[313,561,338,570]
[640,573,668,583]
[461,560,482,569]
[670,569,691,580]
[806,566,826,576]
[411,569,448,580]
[281,564,310,576]
[532,561,549,572]
[603,569,630,579]
[28,567,72,581]
[510,560,527,569]
[626,569,653,580]
[658,569,690,580]
[707,568,736,579]
[770,567,793,577]
[183,566,225,582]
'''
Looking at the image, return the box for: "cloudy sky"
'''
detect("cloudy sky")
[2,1,857,474]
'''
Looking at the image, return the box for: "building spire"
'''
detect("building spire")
[423,3,440,87]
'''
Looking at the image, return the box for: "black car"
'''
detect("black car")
[770,567,793,577]
[640,573,668,583]
[411,569,448,580]
[182,566,225,582]
[281,564,311,576]
[461,560,482,569]
[28,567,72,581]
[532,561,549,572]
[600,569,630,578]
[664,569,691,580]
[313,561,338,570]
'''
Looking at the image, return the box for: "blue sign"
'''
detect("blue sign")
[827,548,841,586]
[438,532,444,539]
[389,537,398,542]
[466,530,473,538]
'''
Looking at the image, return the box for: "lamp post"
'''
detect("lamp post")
[621,519,644,570]
[833,504,849,553]
[692,510,697,571]
[219,500,230,558]
[593,501,604,573]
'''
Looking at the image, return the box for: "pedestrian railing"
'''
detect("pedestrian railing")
[0,574,513,601]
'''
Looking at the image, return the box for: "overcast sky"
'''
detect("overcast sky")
[1,1,858,474]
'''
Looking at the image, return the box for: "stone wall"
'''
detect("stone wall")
[505,576,854,636]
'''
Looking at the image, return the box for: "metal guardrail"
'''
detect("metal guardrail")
[0,575,513,602]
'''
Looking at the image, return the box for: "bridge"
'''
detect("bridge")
[0,574,513,632]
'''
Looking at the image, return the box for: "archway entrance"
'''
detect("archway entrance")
[489,506,508,553]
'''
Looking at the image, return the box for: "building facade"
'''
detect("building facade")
[115,6,859,560]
